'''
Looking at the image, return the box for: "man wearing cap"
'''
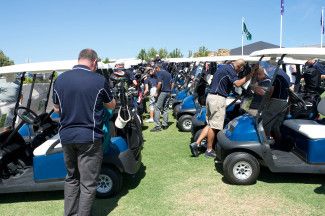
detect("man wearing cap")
[150,64,173,132]
[190,59,255,158]
[53,48,116,216]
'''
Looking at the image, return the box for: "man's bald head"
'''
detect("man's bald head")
[232,59,246,73]
[78,48,99,72]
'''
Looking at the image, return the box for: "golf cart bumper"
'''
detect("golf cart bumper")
[176,108,196,120]
[172,100,182,109]
[103,148,142,175]
[118,149,142,175]
[173,103,181,117]
[215,131,263,162]
[191,115,206,136]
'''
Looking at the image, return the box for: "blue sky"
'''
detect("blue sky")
[1,0,324,63]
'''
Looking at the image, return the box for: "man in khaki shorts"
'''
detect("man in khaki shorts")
[190,59,255,158]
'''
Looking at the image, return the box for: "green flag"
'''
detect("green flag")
[243,22,252,40]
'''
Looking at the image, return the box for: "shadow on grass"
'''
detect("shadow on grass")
[92,163,147,216]
[214,163,325,193]
[0,190,63,203]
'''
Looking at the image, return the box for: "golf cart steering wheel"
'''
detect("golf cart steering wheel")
[16,106,41,126]
[288,90,307,110]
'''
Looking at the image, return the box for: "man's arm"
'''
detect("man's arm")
[233,73,252,87]
[53,104,60,113]
[144,83,149,96]
[103,81,116,110]
[156,81,162,96]
[104,99,116,109]
[321,74,325,80]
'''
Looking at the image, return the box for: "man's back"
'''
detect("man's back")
[53,65,113,144]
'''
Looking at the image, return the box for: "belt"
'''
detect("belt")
[209,92,227,98]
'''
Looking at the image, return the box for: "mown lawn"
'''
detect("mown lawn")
[0,114,325,216]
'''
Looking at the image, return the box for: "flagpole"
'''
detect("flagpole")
[321,7,324,48]
[242,17,244,56]
[280,0,284,48]
[280,14,283,48]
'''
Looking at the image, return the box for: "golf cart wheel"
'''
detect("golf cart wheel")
[96,167,122,198]
[223,152,260,185]
[178,115,193,132]
[194,129,207,149]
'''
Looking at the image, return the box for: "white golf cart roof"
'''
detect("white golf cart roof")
[0,60,109,75]
[250,48,325,61]
[193,55,261,63]
[164,55,261,63]
[164,57,195,63]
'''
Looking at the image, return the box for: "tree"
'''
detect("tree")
[216,49,230,56]
[168,48,183,58]
[102,57,110,64]
[137,49,147,61]
[0,50,14,66]
[147,47,158,60]
[194,46,209,57]
[188,50,193,58]
[158,48,168,59]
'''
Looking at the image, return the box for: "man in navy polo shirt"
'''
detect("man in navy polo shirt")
[150,64,173,132]
[53,49,116,216]
[190,59,254,158]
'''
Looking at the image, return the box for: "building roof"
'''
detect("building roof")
[230,41,280,55]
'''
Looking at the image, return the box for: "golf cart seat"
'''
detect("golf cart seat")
[282,98,325,163]
[33,134,62,156]
[283,98,325,139]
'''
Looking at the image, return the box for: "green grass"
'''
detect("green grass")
[1,114,325,216]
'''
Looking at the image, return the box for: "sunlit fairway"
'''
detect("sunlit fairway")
[0,113,325,216]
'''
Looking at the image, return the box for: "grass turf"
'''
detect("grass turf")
[0,114,325,215]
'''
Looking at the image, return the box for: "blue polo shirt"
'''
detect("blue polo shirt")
[53,65,114,144]
[156,69,172,92]
[209,64,238,97]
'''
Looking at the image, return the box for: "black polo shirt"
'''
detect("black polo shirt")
[272,75,289,100]
[209,64,238,97]
[53,65,114,144]
[156,69,172,92]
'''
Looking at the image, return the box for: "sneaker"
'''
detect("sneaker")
[145,118,154,123]
[162,125,168,130]
[150,126,162,132]
[189,142,200,157]
[205,150,216,158]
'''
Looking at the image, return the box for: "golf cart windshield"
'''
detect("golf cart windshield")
[0,75,21,131]
[0,71,55,132]
[240,61,282,116]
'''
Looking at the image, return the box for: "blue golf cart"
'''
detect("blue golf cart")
[215,48,325,185]
[0,61,143,197]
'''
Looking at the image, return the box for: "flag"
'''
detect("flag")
[243,22,252,40]
[280,0,284,15]
[321,9,324,35]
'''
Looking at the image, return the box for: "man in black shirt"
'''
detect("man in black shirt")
[53,49,116,216]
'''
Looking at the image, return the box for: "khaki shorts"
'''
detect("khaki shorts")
[206,94,226,130]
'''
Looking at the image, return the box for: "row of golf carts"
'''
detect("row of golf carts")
[170,48,325,185]
[0,60,143,197]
